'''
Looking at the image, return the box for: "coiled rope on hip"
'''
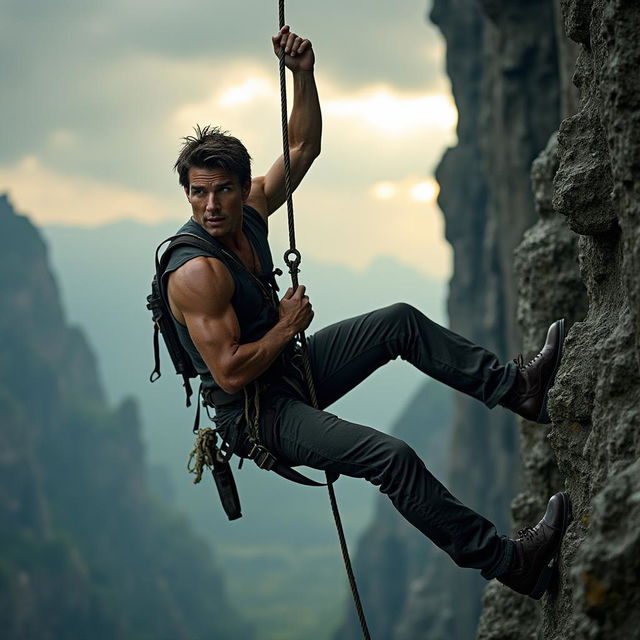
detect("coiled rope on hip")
[277,2,371,638]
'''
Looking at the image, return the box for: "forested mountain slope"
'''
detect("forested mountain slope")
[0,194,251,640]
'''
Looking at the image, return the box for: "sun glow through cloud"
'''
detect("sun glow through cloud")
[372,182,397,200]
[325,89,458,134]
[175,72,458,142]
[371,176,440,205]
[218,77,276,107]
[410,179,439,203]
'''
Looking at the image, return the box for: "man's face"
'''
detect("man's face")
[185,166,250,238]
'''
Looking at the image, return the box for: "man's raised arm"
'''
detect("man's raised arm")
[248,25,322,218]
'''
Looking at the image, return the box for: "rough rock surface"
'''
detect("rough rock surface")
[335,1,567,638]
[477,132,587,640]
[478,0,640,638]
[0,195,251,640]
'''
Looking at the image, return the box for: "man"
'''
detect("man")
[162,25,570,600]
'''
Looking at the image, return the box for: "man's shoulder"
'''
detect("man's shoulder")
[161,222,234,296]
[171,253,225,280]
[169,255,235,308]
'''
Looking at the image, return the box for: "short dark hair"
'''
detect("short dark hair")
[174,124,252,189]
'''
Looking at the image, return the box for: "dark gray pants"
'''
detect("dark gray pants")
[222,303,516,578]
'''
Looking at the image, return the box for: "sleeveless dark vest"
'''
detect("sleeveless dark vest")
[160,205,282,402]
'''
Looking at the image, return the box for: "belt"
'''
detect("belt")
[202,386,243,408]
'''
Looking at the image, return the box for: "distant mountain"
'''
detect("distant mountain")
[0,194,251,640]
[41,215,449,638]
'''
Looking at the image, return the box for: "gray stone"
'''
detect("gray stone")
[480,1,640,638]
[336,0,566,637]
[336,1,640,638]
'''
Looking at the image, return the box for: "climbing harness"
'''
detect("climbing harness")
[276,2,371,637]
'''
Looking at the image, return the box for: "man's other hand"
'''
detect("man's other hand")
[272,25,315,73]
[279,285,314,334]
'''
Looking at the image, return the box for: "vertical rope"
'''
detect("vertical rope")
[278,5,298,280]
[277,2,371,638]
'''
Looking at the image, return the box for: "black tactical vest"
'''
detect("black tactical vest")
[160,205,283,402]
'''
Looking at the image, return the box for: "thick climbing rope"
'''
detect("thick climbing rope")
[277,3,371,638]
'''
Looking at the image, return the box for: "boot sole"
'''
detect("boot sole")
[537,318,566,423]
[554,491,572,564]
[529,565,554,600]
[529,491,572,599]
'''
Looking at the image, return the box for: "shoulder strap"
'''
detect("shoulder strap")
[155,233,226,282]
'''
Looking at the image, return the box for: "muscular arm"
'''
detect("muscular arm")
[167,257,313,395]
[247,26,322,218]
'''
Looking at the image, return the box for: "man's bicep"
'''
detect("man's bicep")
[259,156,286,214]
[184,304,241,374]
[169,258,240,379]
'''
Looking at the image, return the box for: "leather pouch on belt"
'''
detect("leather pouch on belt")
[212,454,242,521]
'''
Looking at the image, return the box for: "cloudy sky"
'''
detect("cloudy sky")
[0,0,456,279]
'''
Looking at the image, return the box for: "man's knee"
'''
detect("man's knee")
[379,302,421,327]
[387,437,416,466]
[372,436,418,483]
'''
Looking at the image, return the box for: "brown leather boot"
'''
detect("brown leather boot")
[497,492,572,599]
[500,318,566,423]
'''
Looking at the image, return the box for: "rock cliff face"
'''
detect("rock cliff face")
[423,1,564,634]
[479,1,640,638]
[409,2,568,636]
[335,1,579,638]
[0,194,251,640]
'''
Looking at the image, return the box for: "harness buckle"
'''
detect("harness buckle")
[247,443,277,471]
